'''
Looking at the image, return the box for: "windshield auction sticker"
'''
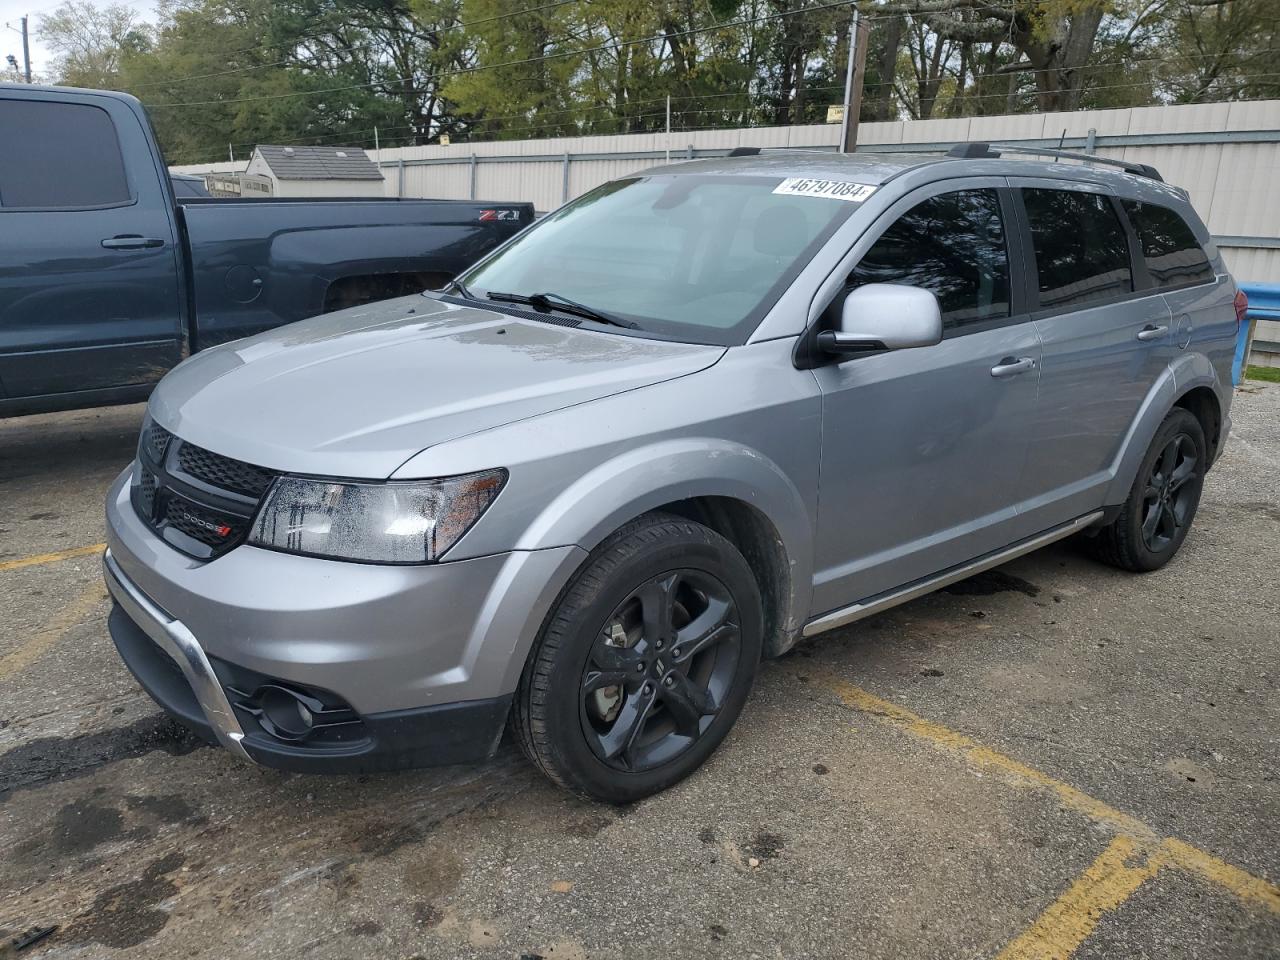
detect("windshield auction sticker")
[772,178,877,203]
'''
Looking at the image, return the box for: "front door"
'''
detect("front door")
[0,93,184,399]
[810,181,1041,615]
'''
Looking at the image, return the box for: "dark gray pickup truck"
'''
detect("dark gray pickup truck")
[0,84,533,417]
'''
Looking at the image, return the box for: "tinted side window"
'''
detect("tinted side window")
[1023,189,1132,309]
[1121,199,1214,288]
[848,189,1010,331]
[0,99,131,209]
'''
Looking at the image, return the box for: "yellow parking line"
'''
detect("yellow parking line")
[822,676,1280,925]
[0,581,108,681]
[995,836,1168,960]
[0,543,105,573]
[1161,838,1280,915]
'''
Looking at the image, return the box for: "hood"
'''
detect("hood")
[150,295,725,478]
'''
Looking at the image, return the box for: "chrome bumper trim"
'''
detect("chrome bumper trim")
[103,548,252,762]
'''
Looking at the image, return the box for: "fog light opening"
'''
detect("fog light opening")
[258,686,317,741]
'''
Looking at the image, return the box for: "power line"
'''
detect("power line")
[221,85,848,151]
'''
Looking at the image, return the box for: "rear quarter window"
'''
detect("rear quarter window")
[0,99,131,209]
[1121,199,1214,289]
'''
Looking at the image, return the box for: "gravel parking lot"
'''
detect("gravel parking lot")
[1,385,1277,960]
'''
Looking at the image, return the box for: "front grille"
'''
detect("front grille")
[136,466,158,518]
[163,496,250,550]
[176,443,277,499]
[133,418,279,561]
[142,421,173,461]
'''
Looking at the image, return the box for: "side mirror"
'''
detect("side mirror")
[818,283,943,355]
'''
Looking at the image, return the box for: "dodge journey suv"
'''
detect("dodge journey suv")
[104,145,1242,802]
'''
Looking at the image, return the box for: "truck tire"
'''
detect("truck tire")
[513,512,763,803]
[1089,407,1206,572]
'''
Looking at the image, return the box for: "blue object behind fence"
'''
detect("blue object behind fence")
[1235,283,1280,385]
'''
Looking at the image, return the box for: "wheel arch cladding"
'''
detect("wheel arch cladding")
[1104,356,1224,505]
[1172,385,1222,465]
[649,496,795,658]
[511,438,813,649]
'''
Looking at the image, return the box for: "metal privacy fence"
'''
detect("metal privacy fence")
[172,100,1280,285]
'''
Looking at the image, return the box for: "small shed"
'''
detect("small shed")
[244,144,386,198]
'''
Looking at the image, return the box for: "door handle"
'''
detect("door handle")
[1136,323,1169,342]
[990,356,1036,379]
[101,236,164,250]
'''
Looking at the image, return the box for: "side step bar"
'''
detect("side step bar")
[801,511,1104,638]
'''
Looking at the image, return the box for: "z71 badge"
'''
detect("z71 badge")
[479,209,522,221]
[772,178,877,203]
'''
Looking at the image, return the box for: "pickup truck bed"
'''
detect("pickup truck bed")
[0,84,533,417]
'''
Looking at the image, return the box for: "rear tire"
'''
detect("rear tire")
[1089,408,1206,572]
[513,512,763,803]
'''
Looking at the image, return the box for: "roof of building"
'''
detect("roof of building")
[253,144,384,181]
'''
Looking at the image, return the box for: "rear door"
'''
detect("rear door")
[1012,181,1170,532]
[0,92,184,399]
[810,180,1043,612]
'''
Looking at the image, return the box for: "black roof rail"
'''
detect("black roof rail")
[727,147,761,156]
[945,141,1163,182]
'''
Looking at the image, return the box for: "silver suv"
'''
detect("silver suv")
[104,146,1242,802]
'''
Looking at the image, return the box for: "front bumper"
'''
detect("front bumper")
[104,465,586,772]
[105,547,250,760]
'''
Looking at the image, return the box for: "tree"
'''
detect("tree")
[38,0,152,89]
[34,0,1280,164]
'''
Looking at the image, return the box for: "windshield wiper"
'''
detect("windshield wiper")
[485,291,640,330]
[448,277,477,300]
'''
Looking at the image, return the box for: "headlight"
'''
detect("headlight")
[248,469,506,563]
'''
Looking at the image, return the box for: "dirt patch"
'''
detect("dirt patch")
[943,571,1041,598]
[747,829,787,861]
[62,851,185,949]
[0,715,207,802]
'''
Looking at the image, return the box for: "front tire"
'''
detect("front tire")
[513,513,763,803]
[1090,407,1206,572]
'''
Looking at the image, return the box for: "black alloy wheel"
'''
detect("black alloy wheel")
[1139,432,1200,553]
[513,512,763,803]
[580,569,741,773]
[1088,407,1207,573]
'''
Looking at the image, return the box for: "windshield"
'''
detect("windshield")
[459,175,858,345]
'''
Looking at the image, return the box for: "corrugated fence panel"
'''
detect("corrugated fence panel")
[566,157,654,203]
[1206,141,1280,238]
[171,101,1280,282]
[403,161,472,200]
[1223,248,1280,282]
[475,160,563,209]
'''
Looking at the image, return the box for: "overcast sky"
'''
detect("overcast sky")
[1,0,158,82]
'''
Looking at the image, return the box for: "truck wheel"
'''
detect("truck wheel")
[1089,408,1206,572]
[513,512,763,803]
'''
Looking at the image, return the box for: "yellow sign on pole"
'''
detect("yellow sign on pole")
[826,105,844,124]
[440,134,451,146]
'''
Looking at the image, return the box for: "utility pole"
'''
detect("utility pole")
[665,95,671,162]
[838,7,868,154]
[20,15,30,82]
[5,15,32,81]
